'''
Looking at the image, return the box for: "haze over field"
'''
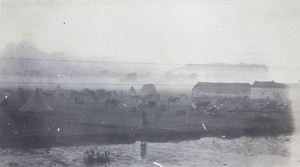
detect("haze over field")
[0,41,299,87]
[1,2,300,167]
[1,0,300,88]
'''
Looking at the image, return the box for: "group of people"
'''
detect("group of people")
[85,149,111,163]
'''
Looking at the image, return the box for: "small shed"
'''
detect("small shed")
[140,84,158,96]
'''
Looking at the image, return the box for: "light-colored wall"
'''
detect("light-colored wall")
[191,86,288,100]
[191,87,250,98]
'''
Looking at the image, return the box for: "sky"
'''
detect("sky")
[1,0,300,67]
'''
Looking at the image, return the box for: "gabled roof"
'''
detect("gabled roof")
[252,81,288,88]
[18,88,53,112]
[194,82,250,87]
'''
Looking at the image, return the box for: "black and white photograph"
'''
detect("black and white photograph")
[0,0,300,166]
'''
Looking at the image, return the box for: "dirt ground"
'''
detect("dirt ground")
[39,95,295,136]
[0,91,294,139]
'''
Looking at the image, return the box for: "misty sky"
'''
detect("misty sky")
[1,0,300,67]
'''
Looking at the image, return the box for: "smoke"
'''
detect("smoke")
[0,41,77,76]
[1,41,296,93]
[0,41,49,75]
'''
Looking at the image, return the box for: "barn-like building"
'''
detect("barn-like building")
[191,82,251,98]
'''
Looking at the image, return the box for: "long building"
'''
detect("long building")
[191,82,251,97]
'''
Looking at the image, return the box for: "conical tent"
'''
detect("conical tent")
[129,86,137,95]
[55,84,64,92]
[272,91,287,104]
[18,88,54,112]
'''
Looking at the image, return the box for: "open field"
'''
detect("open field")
[0,88,295,148]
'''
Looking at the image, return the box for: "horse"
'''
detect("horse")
[147,101,157,108]
[144,94,160,102]
[77,100,86,104]
[70,89,79,96]
[105,99,119,107]
[96,89,106,98]
[168,97,180,104]
[74,97,85,104]
[94,96,99,103]
[130,95,141,101]
[43,92,54,99]
[59,92,65,98]
[104,90,119,99]
[139,101,157,110]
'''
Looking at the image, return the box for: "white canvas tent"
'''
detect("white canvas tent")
[272,91,287,104]
[129,86,137,95]
[54,83,64,93]
[18,88,54,112]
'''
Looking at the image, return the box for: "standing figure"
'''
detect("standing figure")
[1,97,10,111]
[140,141,147,157]
[141,110,147,128]
[95,96,99,103]
[74,97,78,104]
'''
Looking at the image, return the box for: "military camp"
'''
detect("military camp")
[0,80,295,149]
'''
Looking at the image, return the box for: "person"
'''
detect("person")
[1,97,10,111]
[141,110,147,128]
[95,96,99,103]
[74,97,78,104]
[140,141,147,157]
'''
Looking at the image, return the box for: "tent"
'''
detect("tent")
[55,83,64,93]
[18,88,54,112]
[140,84,158,96]
[272,91,287,104]
[129,86,137,95]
